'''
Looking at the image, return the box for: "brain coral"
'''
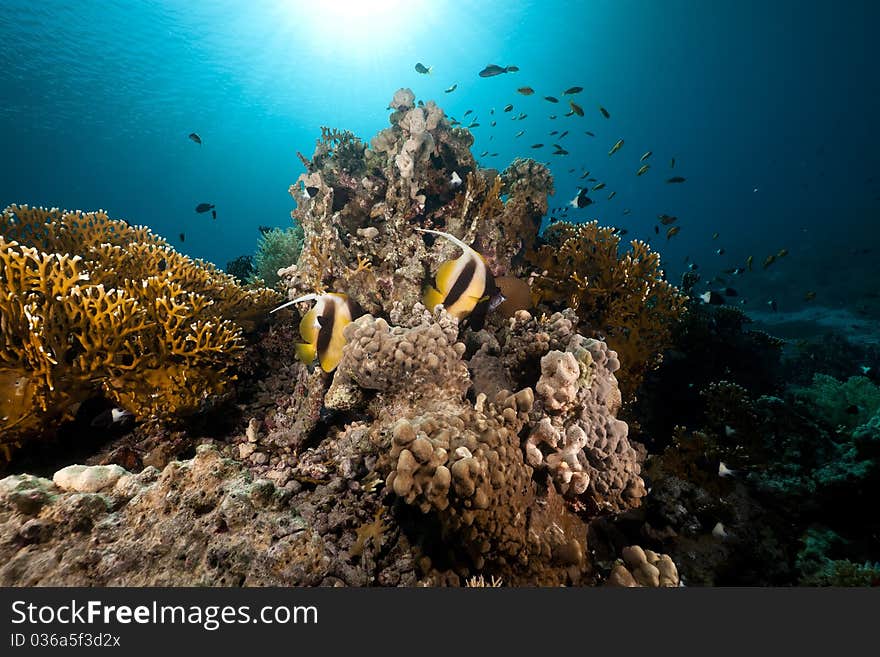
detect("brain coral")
[0,204,280,459]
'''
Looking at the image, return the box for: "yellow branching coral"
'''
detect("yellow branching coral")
[0,204,281,458]
[528,221,687,399]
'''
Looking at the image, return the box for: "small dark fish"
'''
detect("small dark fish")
[490,121,496,127]
[570,188,593,208]
[515,130,525,137]
[654,225,659,234]
[592,182,606,191]
[531,143,544,148]
[158,258,167,272]
[700,290,725,305]
[580,170,591,179]
[463,109,473,116]
[608,139,624,156]
[666,176,686,183]
[670,157,676,168]
[415,62,432,74]
[305,186,319,198]
[599,106,610,118]
[490,108,495,114]
[444,83,457,93]
[553,148,569,155]
[746,255,754,271]
[258,225,273,234]
[481,150,489,157]
[804,290,816,301]
[544,96,559,103]
[517,87,535,95]
[549,114,557,120]
[712,232,719,239]
[716,248,725,255]
[490,152,498,157]
[503,104,513,112]
[195,203,214,213]
[585,131,595,137]
[549,130,559,135]
[666,226,680,239]
[617,228,628,235]
[636,164,650,176]
[179,232,185,242]
[559,130,569,139]
[211,209,216,220]
[562,86,583,95]
[479,64,515,77]
[517,113,528,120]
[845,404,860,414]
[768,299,778,312]
[569,100,584,116]
[622,208,632,215]
[188,132,202,144]
[607,191,616,200]
[658,214,677,225]
[777,248,789,258]
[90,407,134,429]
[640,151,652,162]
[763,254,776,268]
[468,122,480,128]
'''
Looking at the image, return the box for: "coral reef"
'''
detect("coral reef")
[605,545,679,587]
[278,89,552,317]
[631,300,783,450]
[0,446,329,585]
[252,225,304,289]
[0,91,697,587]
[225,254,255,282]
[792,374,880,431]
[527,221,687,400]
[0,205,280,460]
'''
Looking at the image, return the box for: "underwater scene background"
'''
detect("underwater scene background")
[0,0,878,586]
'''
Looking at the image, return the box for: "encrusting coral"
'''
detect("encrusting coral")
[0,204,280,459]
[528,220,687,400]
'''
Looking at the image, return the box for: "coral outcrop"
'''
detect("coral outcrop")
[528,221,687,399]
[0,205,280,459]
[605,545,680,587]
[278,89,552,316]
[0,90,691,587]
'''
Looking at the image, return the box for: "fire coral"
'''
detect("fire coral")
[528,220,687,399]
[0,204,281,460]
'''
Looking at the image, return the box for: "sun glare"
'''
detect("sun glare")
[289,0,423,59]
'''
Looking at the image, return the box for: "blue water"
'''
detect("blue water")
[1,0,878,326]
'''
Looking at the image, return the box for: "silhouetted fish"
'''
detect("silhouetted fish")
[479,64,517,77]
[195,203,214,213]
[188,133,201,144]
